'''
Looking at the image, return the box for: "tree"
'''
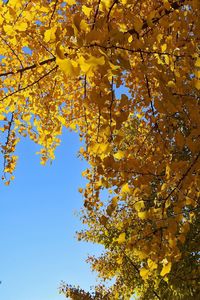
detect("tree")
[0,0,199,299]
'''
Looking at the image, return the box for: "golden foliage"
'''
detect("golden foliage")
[0,0,199,299]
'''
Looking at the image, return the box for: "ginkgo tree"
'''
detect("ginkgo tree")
[0,0,199,299]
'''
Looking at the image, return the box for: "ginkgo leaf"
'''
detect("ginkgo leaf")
[147,259,158,270]
[140,267,149,280]
[97,143,111,154]
[195,57,200,67]
[44,27,57,42]
[67,0,76,5]
[116,257,123,265]
[135,201,145,211]
[100,0,112,10]
[55,42,65,59]
[161,44,167,52]
[121,183,131,194]
[135,250,148,260]
[3,25,15,35]
[15,22,28,31]
[0,0,199,297]
[157,33,163,42]
[78,188,83,193]
[56,57,78,77]
[116,232,126,244]
[114,150,125,160]
[165,164,170,179]
[69,122,77,130]
[163,0,171,10]
[78,55,105,76]
[194,79,200,90]
[138,211,147,220]
[160,262,172,276]
[167,81,175,88]
[82,5,92,17]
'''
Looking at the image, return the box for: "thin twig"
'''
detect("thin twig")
[0,66,57,102]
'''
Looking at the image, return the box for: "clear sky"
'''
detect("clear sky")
[0,129,103,300]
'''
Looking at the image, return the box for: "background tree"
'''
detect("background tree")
[0,0,199,299]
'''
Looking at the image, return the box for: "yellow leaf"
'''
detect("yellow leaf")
[147,259,158,270]
[168,237,176,248]
[22,114,31,122]
[140,267,149,280]
[163,0,171,10]
[3,25,15,35]
[135,250,148,260]
[78,55,105,76]
[195,57,200,67]
[194,79,200,90]
[80,19,89,32]
[57,115,66,125]
[160,261,171,277]
[100,0,112,10]
[57,57,78,77]
[55,42,65,59]
[157,33,163,43]
[166,164,170,180]
[167,81,175,88]
[121,183,131,194]
[116,232,126,244]
[138,211,147,220]
[128,35,133,43]
[67,0,76,5]
[109,61,120,71]
[82,5,92,17]
[134,201,145,211]
[44,27,57,43]
[69,122,77,130]
[161,183,167,191]
[164,55,170,65]
[15,22,28,31]
[98,143,111,154]
[117,257,123,265]
[114,150,125,160]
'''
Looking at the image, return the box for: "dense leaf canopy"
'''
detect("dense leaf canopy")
[0,0,199,299]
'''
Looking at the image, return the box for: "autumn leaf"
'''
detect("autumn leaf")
[140,267,149,280]
[147,259,158,270]
[113,150,125,160]
[78,55,105,76]
[0,0,199,298]
[82,5,92,17]
[160,261,172,277]
[121,183,131,194]
[116,233,126,244]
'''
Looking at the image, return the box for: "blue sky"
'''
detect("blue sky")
[0,130,103,300]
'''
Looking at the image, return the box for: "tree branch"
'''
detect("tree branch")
[0,66,57,102]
